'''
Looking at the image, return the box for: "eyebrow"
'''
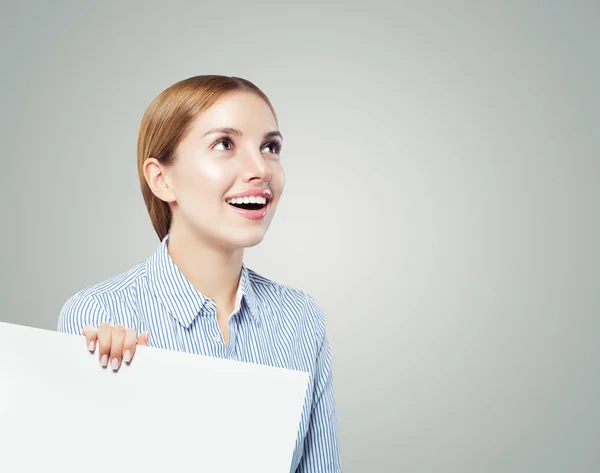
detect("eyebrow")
[202,127,283,141]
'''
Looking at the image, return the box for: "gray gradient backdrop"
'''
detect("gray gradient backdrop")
[1,1,599,472]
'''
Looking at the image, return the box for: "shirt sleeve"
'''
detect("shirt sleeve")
[296,295,343,473]
[57,291,112,335]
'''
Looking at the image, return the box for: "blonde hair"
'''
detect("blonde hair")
[136,75,278,240]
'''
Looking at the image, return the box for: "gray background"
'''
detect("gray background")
[1,1,599,471]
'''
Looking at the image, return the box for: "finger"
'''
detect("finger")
[82,325,98,353]
[109,325,126,371]
[97,323,112,368]
[122,328,137,363]
[137,332,149,346]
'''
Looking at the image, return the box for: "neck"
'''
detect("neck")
[166,223,243,307]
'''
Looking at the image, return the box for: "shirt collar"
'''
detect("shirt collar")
[146,235,261,329]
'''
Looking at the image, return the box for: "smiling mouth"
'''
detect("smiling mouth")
[225,196,268,211]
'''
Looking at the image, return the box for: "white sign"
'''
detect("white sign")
[0,321,310,473]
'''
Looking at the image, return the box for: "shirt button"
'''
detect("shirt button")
[213,335,220,342]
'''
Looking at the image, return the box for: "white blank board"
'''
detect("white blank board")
[0,321,310,473]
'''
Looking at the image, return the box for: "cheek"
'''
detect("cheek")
[175,158,235,197]
[198,159,232,182]
[271,164,286,192]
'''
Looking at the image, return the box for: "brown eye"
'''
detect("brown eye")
[213,138,234,151]
[262,140,282,155]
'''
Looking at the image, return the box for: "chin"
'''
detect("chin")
[224,229,268,250]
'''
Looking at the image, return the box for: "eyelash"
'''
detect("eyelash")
[212,137,282,155]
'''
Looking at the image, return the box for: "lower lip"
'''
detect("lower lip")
[227,203,269,220]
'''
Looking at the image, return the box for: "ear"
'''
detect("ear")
[143,157,176,203]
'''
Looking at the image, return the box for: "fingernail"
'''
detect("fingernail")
[88,340,95,352]
[111,358,119,370]
[123,350,131,363]
[100,354,108,367]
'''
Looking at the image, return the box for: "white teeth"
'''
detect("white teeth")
[226,196,267,205]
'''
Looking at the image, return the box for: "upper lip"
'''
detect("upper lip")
[225,188,273,201]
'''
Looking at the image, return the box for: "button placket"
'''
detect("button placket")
[226,312,241,360]
[202,299,223,348]
[204,299,215,311]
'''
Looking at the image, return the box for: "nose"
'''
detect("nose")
[241,148,271,183]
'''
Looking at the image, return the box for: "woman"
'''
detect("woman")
[57,75,342,473]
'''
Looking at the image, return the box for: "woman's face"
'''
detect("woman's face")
[151,90,285,250]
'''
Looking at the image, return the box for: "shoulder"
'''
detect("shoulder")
[65,260,147,304]
[246,268,327,337]
[57,261,147,334]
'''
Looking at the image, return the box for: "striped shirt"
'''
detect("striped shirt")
[57,235,342,473]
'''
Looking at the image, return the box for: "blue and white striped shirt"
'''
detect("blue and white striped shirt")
[57,235,342,473]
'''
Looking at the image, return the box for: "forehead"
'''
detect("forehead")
[191,91,277,135]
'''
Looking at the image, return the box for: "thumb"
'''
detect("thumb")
[137,332,149,346]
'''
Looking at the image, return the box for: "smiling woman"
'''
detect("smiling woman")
[56,75,342,473]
